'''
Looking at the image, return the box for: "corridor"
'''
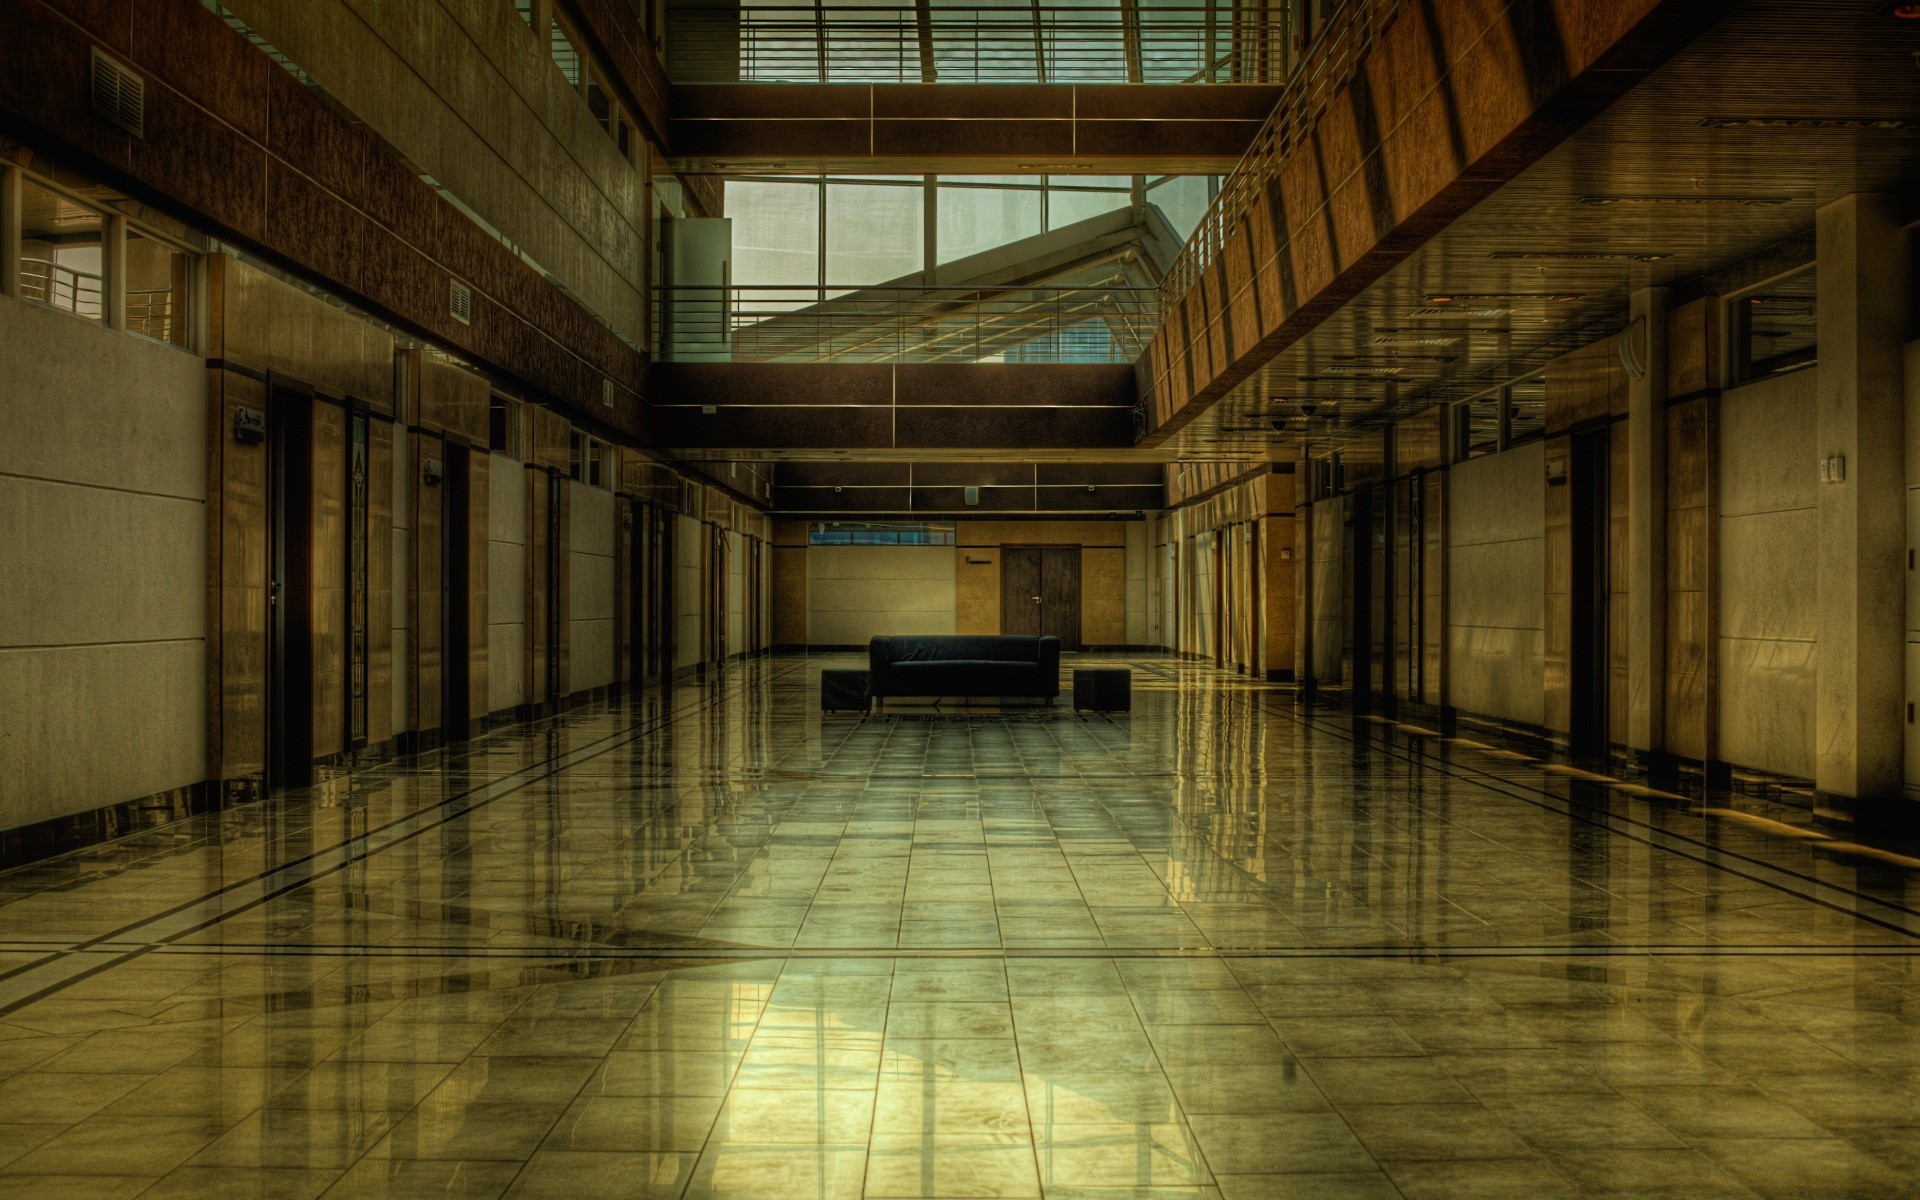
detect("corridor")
[0,656,1917,1198]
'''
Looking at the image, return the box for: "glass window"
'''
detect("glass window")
[124,228,193,347]
[1047,175,1132,230]
[726,179,821,313]
[1732,264,1816,383]
[809,520,955,546]
[514,0,535,28]
[1146,175,1215,242]
[936,178,1041,265]
[552,18,583,86]
[19,180,104,324]
[825,180,923,291]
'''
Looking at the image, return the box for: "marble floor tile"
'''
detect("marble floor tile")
[0,655,1916,1196]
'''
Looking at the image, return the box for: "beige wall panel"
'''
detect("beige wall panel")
[728,530,747,656]
[0,298,206,500]
[956,520,1125,548]
[0,295,210,822]
[1083,547,1127,646]
[526,472,551,704]
[772,545,808,645]
[1448,442,1546,726]
[1543,438,1572,733]
[956,548,1002,637]
[807,546,956,646]
[0,643,207,829]
[420,354,491,445]
[0,478,205,646]
[675,513,703,669]
[489,452,527,714]
[1126,521,1149,646]
[1719,370,1817,778]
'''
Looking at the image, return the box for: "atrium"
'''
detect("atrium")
[1,0,1919,1196]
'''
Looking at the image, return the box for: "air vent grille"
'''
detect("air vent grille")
[602,379,615,408]
[449,279,472,325]
[90,49,144,138]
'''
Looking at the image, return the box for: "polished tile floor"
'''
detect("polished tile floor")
[2,654,1920,1198]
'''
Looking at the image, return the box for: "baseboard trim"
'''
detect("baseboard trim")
[0,781,216,872]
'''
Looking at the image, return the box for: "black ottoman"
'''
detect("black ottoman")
[820,668,870,713]
[1073,667,1131,712]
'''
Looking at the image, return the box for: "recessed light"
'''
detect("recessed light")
[1578,194,1792,207]
[1370,334,1461,347]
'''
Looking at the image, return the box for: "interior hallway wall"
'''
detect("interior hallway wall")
[0,296,208,827]
[728,530,747,655]
[570,481,617,693]
[489,453,528,713]
[1719,368,1818,778]
[1447,442,1547,726]
[808,546,957,645]
[674,514,703,671]
[1308,497,1345,685]
[218,0,647,342]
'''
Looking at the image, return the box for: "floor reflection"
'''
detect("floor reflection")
[0,654,1915,1196]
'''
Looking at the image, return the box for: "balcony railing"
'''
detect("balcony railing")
[667,2,1290,84]
[655,284,1161,363]
[1159,0,1403,303]
[21,258,102,320]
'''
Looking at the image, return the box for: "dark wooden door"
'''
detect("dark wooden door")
[1002,547,1080,649]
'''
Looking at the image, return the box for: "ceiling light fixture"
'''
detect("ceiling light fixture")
[1489,250,1671,262]
[1406,306,1509,319]
[1699,116,1920,131]
[1423,292,1583,303]
[1370,334,1462,347]
[1578,194,1792,207]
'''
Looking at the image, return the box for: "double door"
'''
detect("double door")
[1002,547,1080,650]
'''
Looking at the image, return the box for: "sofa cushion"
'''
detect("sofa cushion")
[886,636,1040,664]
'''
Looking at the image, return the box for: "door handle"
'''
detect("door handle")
[1032,596,1041,603]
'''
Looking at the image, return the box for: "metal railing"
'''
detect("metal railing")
[127,289,176,344]
[1158,0,1403,303]
[655,283,1160,363]
[667,2,1289,84]
[21,258,103,319]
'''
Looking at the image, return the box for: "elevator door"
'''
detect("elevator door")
[1002,547,1081,649]
[267,388,314,790]
[441,443,471,743]
[1569,428,1610,758]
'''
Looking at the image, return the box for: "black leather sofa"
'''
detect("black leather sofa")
[868,635,1061,705]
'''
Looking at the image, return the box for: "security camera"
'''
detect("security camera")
[1299,403,1318,417]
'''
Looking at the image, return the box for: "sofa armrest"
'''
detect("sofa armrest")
[868,636,893,692]
[1037,636,1061,695]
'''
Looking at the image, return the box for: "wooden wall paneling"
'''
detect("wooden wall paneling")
[526,468,549,706]
[1664,397,1716,761]
[1082,546,1126,646]
[412,433,445,737]
[1544,436,1573,735]
[468,452,490,722]
[771,519,808,646]
[212,368,269,779]
[419,352,491,446]
[1664,296,1721,401]
[1608,417,1632,746]
[1545,336,1625,434]
[310,400,348,759]
[1262,472,1297,680]
[555,480,572,698]
[1420,471,1446,708]
[366,416,394,746]
[615,497,633,685]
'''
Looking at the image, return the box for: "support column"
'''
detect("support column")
[1625,286,1669,764]
[1815,193,1909,822]
[103,213,126,331]
[0,165,18,299]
